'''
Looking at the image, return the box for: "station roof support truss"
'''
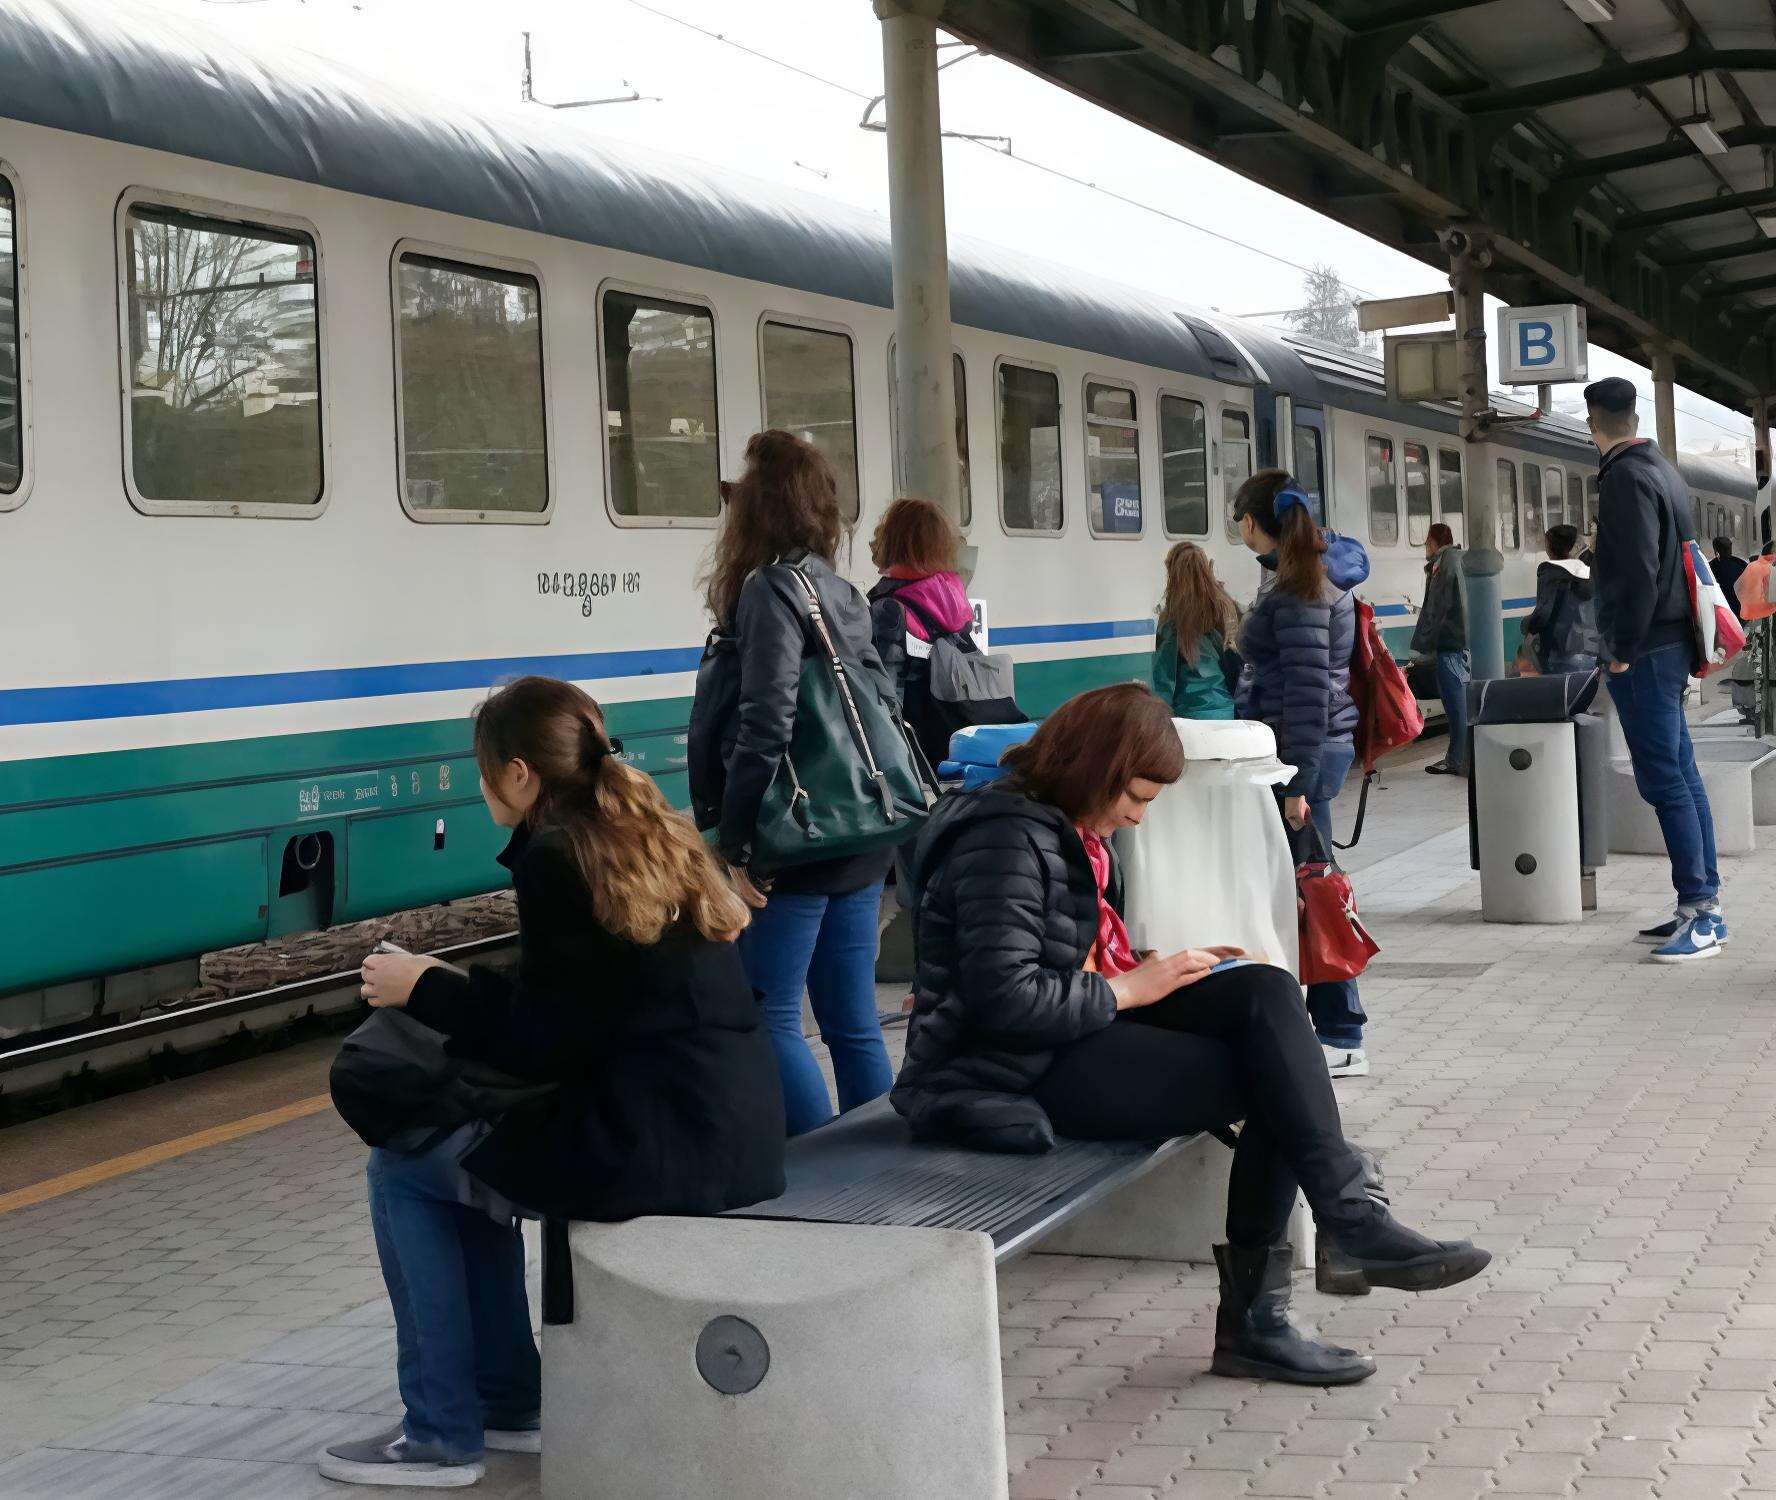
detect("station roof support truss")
[935,0,1776,411]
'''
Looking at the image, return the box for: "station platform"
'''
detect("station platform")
[3,735,1775,1500]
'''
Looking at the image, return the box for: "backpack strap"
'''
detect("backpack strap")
[1332,773,1371,852]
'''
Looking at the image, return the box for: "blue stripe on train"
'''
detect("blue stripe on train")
[1,619,1160,727]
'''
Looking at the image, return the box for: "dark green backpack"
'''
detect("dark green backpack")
[753,563,937,869]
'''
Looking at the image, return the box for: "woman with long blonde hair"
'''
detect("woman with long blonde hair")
[1153,541,1241,720]
[330,676,784,1489]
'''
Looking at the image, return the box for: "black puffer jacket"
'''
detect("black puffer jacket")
[890,788,1117,1152]
[1592,439,1694,664]
[1236,555,1361,799]
[686,550,895,895]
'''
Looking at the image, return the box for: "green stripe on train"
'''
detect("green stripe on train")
[0,651,1144,995]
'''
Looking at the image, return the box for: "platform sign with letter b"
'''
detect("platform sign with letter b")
[1497,303,1588,385]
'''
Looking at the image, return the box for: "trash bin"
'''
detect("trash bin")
[1466,671,1608,924]
[1114,719,1299,973]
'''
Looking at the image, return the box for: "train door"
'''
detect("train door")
[1290,404,1329,526]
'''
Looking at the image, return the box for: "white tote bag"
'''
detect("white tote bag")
[1113,719,1299,976]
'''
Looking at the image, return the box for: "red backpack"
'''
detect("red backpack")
[1336,598,1425,849]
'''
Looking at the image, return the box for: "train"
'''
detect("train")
[0,0,1762,1030]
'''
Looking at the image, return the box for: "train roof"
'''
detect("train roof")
[0,0,1759,505]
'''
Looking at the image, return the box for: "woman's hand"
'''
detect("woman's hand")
[360,952,442,1009]
[1283,796,1309,830]
[1107,947,1244,1011]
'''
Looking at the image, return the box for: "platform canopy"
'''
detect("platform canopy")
[935,0,1776,413]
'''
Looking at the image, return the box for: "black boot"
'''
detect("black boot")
[1316,1147,1384,1296]
[1319,1158,1491,1293]
[1210,1243,1376,1386]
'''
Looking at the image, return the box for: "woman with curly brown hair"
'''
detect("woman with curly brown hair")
[688,430,899,1137]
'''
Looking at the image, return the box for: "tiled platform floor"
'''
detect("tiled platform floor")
[4,735,1775,1498]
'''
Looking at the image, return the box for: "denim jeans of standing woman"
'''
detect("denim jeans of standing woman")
[1297,739,1367,1054]
[740,881,894,1135]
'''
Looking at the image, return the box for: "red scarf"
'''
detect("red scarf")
[1078,828,1138,977]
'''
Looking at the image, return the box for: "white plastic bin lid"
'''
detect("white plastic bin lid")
[1172,718,1276,761]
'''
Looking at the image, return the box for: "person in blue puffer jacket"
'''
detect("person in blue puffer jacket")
[1232,469,1373,1081]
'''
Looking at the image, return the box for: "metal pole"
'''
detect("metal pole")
[1757,397,1774,739]
[875,0,961,521]
[1647,343,1679,460]
[1449,231,1505,681]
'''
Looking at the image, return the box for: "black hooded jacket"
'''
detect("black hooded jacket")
[1591,439,1694,664]
[404,825,787,1221]
[890,787,1117,1152]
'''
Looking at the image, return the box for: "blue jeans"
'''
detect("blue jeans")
[739,882,893,1136]
[367,1134,540,1459]
[1606,642,1721,910]
[1436,650,1470,772]
[1303,739,1367,1051]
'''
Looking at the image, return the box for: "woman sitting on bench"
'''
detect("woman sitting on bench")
[892,683,1490,1386]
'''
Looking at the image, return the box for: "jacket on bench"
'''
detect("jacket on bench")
[891,787,1117,1153]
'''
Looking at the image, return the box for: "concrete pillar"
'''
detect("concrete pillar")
[1450,233,1505,681]
[1647,343,1678,460]
[875,0,962,521]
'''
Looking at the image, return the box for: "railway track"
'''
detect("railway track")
[0,933,517,1119]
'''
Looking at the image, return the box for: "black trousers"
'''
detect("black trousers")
[1030,963,1356,1249]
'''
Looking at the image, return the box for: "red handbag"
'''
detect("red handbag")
[1297,826,1379,986]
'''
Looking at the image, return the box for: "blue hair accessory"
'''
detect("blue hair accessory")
[1274,485,1312,515]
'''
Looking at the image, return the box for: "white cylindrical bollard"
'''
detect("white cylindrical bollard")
[1475,721,1582,924]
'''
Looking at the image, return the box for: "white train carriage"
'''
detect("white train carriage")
[0,0,1759,1023]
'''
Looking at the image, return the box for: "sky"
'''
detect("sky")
[143,0,1756,461]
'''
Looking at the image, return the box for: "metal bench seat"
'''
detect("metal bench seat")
[730,1096,1201,1262]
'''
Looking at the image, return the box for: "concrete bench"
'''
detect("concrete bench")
[539,1095,1309,1500]
[1609,738,1776,856]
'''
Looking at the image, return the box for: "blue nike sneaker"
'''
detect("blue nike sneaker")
[1637,909,1729,946]
[1648,914,1722,964]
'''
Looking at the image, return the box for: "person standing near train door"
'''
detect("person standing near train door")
[1410,523,1468,776]
[1585,376,1726,963]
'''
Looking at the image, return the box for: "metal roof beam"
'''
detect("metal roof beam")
[1660,235,1776,269]
[1702,272,1776,304]
[1552,126,1776,183]
[1352,0,1498,32]
[1453,47,1776,116]
[1617,186,1776,231]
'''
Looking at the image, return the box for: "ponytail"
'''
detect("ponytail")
[1233,468,1326,601]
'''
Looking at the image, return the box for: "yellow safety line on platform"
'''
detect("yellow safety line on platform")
[0,1093,333,1217]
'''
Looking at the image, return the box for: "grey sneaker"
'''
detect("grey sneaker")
[1322,1044,1370,1078]
[319,1425,484,1488]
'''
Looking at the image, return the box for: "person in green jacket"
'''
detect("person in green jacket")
[1152,541,1241,720]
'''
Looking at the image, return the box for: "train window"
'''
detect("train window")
[1160,393,1207,536]
[1585,474,1599,531]
[1404,441,1432,547]
[0,173,18,499]
[1567,474,1584,534]
[1543,466,1564,528]
[1220,407,1252,538]
[396,252,547,520]
[889,346,971,527]
[122,202,322,512]
[1084,380,1142,537]
[1437,446,1464,542]
[1366,433,1398,546]
[603,287,720,522]
[1292,424,1326,524]
[998,360,1063,534]
[763,319,858,521]
[1522,462,1544,547]
[1496,459,1520,551]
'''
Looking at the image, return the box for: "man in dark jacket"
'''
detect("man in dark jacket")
[1586,376,1723,962]
[1410,523,1468,775]
[1712,537,1748,621]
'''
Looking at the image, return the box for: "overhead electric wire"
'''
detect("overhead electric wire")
[615,0,1748,446]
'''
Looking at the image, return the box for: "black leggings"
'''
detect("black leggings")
[1030,963,1356,1249]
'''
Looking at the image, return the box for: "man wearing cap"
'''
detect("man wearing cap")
[1585,375,1724,963]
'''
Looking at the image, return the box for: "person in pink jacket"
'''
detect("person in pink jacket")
[867,497,979,767]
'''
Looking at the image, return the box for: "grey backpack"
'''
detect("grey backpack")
[893,593,1026,766]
